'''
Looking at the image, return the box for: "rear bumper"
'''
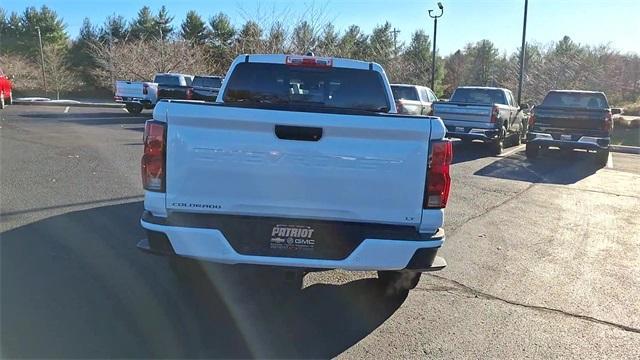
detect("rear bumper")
[446,126,500,142]
[114,97,153,108]
[527,132,610,150]
[138,212,446,272]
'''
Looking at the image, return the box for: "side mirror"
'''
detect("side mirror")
[611,108,622,115]
[519,103,529,110]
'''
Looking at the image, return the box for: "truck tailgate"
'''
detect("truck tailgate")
[433,103,492,123]
[115,81,143,98]
[163,102,432,226]
[534,107,607,131]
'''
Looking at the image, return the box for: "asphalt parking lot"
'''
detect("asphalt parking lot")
[1,105,639,358]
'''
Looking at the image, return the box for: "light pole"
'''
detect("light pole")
[517,0,529,105]
[159,27,164,72]
[35,26,47,95]
[428,2,444,91]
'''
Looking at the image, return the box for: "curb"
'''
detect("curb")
[610,145,640,154]
[13,101,125,109]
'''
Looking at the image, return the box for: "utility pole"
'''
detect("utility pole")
[517,0,529,105]
[109,30,115,92]
[391,28,401,55]
[35,26,47,96]
[428,2,444,91]
[159,28,164,72]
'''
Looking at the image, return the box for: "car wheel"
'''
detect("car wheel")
[125,103,143,115]
[514,130,522,146]
[525,143,539,159]
[491,134,505,155]
[596,149,609,167]
[0,91,5,109]
[377,270,421,296]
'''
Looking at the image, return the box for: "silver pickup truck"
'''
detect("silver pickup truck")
[432,86,528,154]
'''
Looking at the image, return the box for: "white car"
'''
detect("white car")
[137,54,452,295]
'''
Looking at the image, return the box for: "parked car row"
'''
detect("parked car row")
[113,56,619,165]
[114,73,223,114]
[391,83,619,163]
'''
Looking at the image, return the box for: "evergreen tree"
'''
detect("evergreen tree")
[237,20,262,53]
[369,22,394,67]
[180,10,207,44]
[99,14,128,42]
[154,6,174,39]
[128,6,156,40]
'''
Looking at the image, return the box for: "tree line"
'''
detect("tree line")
[1,5,639,106]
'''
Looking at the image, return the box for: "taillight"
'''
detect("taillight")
[143,83,149,95]
[528,111,536,127]
[602,111,613,131]
[490,106,499,123]
[142,120,166,192]
[186,87,193,100]
[424,140,453,209]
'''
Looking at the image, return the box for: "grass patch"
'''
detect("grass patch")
[611,127,640,146]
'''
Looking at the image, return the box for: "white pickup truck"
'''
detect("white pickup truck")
[137,54,452,295]
[114,73,193,114]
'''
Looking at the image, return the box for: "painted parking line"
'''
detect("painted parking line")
[499,144,525,158]
[607,152,614,168]
[64,106,70,113]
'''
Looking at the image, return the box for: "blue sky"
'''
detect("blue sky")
[4,0,639,55]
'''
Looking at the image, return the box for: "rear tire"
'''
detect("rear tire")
[596,149,609,167]
[526,143,539,159]
[377,270,421,296]
[491,135,505,155]
[514,131,522,146]
[125,103,143,115]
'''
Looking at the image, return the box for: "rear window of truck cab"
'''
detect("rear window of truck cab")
[193,77,222,88]
[451,88,508,105]
[541,92,609,109]
[222,62,390,113]
[391,86,419,101]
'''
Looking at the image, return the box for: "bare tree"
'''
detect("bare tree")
[43,44,80,99]
[0,53,41,92]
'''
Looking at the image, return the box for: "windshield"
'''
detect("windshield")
[450,88,508,105]
[542,92,609,108]
[154,75,182,86]
[391,86,419,101]
[193,77,222,88]
[223,62,390,112]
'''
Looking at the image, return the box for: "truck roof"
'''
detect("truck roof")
[391,84,428,89]
[155,73,192,77]
[547,89,605,95]
[455,86,509,91]
[238,54,385,73]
